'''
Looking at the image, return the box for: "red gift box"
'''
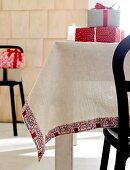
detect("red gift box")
[96,27,124,42]
[75,28,94,42]
[75,27,125,43]
[0,48,24,69]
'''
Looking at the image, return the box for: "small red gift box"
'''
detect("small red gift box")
[0,48,24,69]
[75,27,125,43]
[75,27,94,42]
[96,27,124,42]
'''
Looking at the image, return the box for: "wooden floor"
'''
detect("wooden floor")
[0,123,130,170]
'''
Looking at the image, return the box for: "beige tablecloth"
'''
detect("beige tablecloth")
[22,41,130,161]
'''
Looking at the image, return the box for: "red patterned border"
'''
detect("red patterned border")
[45,117,118,143]
[22,102,45,161]
[22,101,119,161]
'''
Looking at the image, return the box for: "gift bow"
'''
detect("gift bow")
[95,3,119,9]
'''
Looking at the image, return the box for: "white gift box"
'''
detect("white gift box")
[87,9,120,27]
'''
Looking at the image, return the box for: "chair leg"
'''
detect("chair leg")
[100,138,111,170]
[19,82,25,106]
[114,149,127,170]
[10,85,17,136]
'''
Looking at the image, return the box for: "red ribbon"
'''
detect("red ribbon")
[103,10,108,27]
[95,3,113,27]
[95,3,113,9]
[7,48,22,68]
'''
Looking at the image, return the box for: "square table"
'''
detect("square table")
[22,41,124,170]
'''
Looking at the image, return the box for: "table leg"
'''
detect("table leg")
[73,133,77,146]
[55,134,73,170]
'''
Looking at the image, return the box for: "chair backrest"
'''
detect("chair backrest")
[112,34,130,144]
[0,45,24,69]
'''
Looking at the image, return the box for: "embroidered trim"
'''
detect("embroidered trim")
[22,101,45,161]
[45,117,118,143]
[22,101,119,161]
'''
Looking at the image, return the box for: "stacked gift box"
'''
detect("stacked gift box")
[75,3,125,43]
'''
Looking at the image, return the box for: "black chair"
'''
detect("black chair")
[100,35,130,170]
[0,45,25,136]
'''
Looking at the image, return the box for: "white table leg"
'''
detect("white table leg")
[73,133,77,146]
[55,134,73,170]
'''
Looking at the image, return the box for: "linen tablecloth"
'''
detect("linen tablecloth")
[22,41,130,161]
